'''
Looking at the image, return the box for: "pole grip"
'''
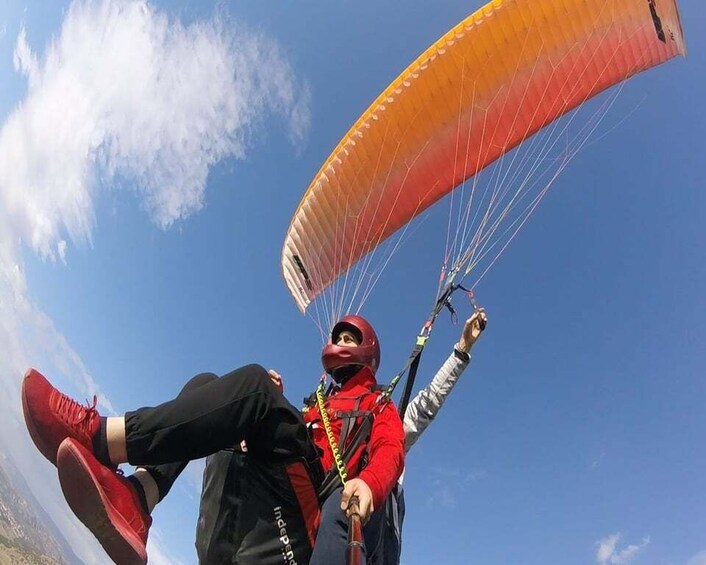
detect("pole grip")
[346,496,363,565]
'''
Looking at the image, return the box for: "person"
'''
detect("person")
[404,308,487,450]
[195,369,285,564]
[20,314,405,565]
[195,308,487,564]
[382,307,487,564]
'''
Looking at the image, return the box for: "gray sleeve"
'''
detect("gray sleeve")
[402,350,470,451]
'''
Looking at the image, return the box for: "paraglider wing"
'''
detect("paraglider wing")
[282,0,686,313]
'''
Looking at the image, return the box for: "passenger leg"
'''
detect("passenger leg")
[310,487,386,565]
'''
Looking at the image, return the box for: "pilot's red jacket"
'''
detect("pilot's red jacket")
[303,366,405,509]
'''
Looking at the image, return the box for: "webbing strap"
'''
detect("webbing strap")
[397,346,425,418]
[386,282,467,416]
[338,397,363,453]
[336,409,372,420]
[318,413,374,502]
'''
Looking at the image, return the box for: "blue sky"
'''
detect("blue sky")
[0,1,704,564]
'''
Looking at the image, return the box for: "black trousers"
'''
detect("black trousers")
[125,364,320,470]
[125,365,324,564]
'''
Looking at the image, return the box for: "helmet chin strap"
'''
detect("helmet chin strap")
[330,364,363,384]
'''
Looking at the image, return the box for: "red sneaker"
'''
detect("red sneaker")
[57,438,151,565]
[21,368,102,465]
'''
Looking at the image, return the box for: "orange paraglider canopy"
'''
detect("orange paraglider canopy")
[282,0,686,313]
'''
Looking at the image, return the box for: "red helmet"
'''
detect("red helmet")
[321,314,381,376]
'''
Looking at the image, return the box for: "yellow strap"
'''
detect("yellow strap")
[315,383,348,487]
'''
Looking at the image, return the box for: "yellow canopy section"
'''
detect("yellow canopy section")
[282,0,686,313]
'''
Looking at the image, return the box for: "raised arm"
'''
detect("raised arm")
[403,309,487,451]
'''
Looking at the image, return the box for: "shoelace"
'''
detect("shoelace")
[52,392,99,434]
[52,392,149,535]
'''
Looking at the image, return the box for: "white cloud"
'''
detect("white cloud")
[0,0,309,452]
[0,213,122,563]
[0,0,309,562]
[147,528,187,565]
[590,450,606,470]
[0,0,310,261]
[182,458,207,497]
[425,466,487,510]
[686,551,706,565]
[595,533,650,565]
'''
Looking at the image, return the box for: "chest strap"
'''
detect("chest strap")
[318,412,375,502]
[337,397,363,453]
[311,384,388,501]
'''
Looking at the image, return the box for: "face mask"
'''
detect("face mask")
[331,365,362,384]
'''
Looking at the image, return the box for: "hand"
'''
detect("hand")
[457,308,488,353]
[340,478,374,524]
[268,369,284,393]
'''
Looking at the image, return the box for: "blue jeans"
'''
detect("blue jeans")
[309,487,386,565]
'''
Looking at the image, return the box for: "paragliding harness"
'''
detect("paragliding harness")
[303,379,390,564]
[303,380,389,503]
